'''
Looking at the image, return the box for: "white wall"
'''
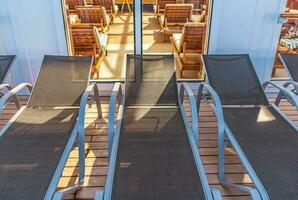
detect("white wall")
[0,0,67,87]
[209,0,287,82]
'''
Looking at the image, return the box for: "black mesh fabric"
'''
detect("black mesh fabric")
[125,55,179,106]
[28,55,92,107]
[112,108,205,200]
[224,106,298,200]
[203,54,269,106]
[0,108,78,200]
[0,55,15,83]
[280,53,298,82]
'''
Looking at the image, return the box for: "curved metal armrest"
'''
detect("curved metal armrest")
[282,80,298,91]
[179,82,199,142]
[263,81,298,109]
[211,188,222,200]
[0,83,32,111]
[108,82,124,156]
[197,83,225,145]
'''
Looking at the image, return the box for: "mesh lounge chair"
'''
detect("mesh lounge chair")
[75,6,111,30]
[198,54,298,200]
[66,0,86,13]
[92,0,118,22]
[153,0,176,16]
[94,54,222,200]
[0,55,102,200]
[0,55,32,110]
[276,53,298,106]
[159,4,193,37]
[170,22,206,77]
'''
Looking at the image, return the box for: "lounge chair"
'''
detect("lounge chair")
[0,55,102,200]
[170,22,206,77]
[93,26,109,77]
[159,4,193,37]
[198,54,298,200]
[66,0,86,13]
[94,54,222,200]
[276,53,298,106]
[153,0,176,16]
[75,6,111,30]
[0,55,31,110]
[92,0,118,22]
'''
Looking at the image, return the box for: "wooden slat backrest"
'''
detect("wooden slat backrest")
[164,4,193,24]
[66,0,86,10]
[180,22,206,53]
[156,0,176,10]
[75,6,105,24]
[70,24,97,56]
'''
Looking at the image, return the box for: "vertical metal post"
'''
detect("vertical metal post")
[133,0,143,55]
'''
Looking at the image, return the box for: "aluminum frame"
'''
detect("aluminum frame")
[95,82,124,200]
[0,83,102,200]
[179,82,222,200]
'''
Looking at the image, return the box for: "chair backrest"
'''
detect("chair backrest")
[75,6,105,24]
[156,0,176,10]
[28,55,92,108]
[185,0,203,10]
[179,22,206,53]
[164,4,193,24]
[280,53,298,82]
[287,0,298,10]
[203,54,269,106]
[0,55,15,84]
[70,24,97,56]
[66,0,86,10]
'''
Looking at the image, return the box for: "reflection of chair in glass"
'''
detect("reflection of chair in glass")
[93,26,109,77]
[0,55,102,200]
[92,0,118,22]
[199,54,298,200]
[75,6,111,30]
[66,0,86,13]
[170,22,206,77]
[159,4,193,37]
[153,0,176,16]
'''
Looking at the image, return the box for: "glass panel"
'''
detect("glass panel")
[272,0,298,79]
[62,0,135,80]
[142,0,211,80]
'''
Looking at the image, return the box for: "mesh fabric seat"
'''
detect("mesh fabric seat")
[203,54,298,199]
[110,55,208,199]
[280,53,298,82]
[0,55,92,200]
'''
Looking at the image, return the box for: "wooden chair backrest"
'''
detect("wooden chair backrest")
[164,4,193,24]
[180,22,206,53]
[94,0,116,13]
[66,0,86,10]
[287,0,298,10]
[75,6,104,23]
[70,24,96,56]
[156,0,176,10]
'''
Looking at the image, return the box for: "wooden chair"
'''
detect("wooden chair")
[92,0,118,21]
[75,6,111,30]
[287,0,298,10]
[159,4,193,36]
[153,0,176,16]
[170,22,206,77]
[93,26,109,77]
[66,0,86,13]
[70,24,97,58]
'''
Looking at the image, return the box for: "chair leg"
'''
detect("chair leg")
[180,70,183,78]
